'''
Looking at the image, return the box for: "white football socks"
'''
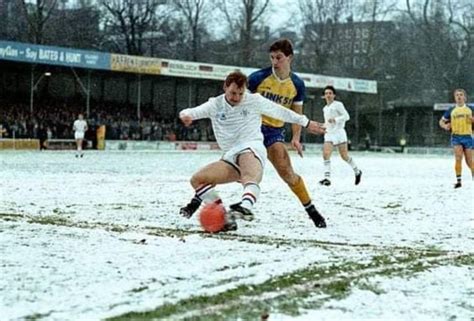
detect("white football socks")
[241,182,260,210]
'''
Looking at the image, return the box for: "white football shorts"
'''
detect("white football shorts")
[74,132,85,140]
[221,140,267,171]
[324,129,348,145]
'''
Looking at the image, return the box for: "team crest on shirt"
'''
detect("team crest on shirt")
[240,109,249,117]
[216,111,227,121]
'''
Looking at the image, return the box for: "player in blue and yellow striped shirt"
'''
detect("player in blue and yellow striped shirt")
[248,39,326,228]
[439,88,474,188]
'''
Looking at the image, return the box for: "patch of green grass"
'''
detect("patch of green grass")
[325,279,352,298]
[356,280,386,295]
[129,286,149,293]
[51,208,75,215]
[3,212,453,261]
[0,213,24,218]
[210,275,252,288]
[2,217,18,222]
[24,311,52,320]
[108,251,471,321]
[371,254,397,265]
[109,226,126,233]
[9,210,470,320]
[0,213,25,223]
[28,215,68,226]
[450,254,474,267]
[273,299,302,316]
[106,261,364,320]
[96,203,144,210]
[382,202,402,209]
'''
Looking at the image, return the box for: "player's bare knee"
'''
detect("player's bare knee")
[190,173,204,188]
[287,174,302,188]
[280,169,297,185]
[242,172,262,184]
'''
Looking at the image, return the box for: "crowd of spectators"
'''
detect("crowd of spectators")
[0,102,216,143]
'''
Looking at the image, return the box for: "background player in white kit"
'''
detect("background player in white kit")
[179,71,327,230]
[73,113,88,158]
[319,85,362,186]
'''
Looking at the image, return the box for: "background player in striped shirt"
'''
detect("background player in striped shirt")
[439,88,474,188]
[179,71,326,230]
[248,38,326,228]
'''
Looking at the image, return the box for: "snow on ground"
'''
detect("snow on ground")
[0,150,473,320]
[271,265,473,321]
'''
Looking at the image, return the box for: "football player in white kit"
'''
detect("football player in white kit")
[73,113,88,157]
[319,86,362,186]
[179,71,327,231]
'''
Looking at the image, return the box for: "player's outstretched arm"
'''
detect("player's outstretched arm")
[179,99,215,127]
[180,113,193,127]
[259,96,308,126]
[306,121,326,135]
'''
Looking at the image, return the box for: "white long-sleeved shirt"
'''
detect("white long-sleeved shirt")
[73,119,88,134]
[323,100,350,133]
[180,92,309,151]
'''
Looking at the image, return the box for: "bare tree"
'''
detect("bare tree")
[172,0,210,61]
[1,1,27,41]
[19,0,58,44]
[101,0,164,55]
[353,0,399,76]
[404,0,473,91]
[48,1,102,50]
[297,0,352,74]
[297,0,401,81]
[444,0,473,89]
[216,0,271,65]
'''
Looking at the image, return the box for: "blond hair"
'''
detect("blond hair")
[453,88,467,100]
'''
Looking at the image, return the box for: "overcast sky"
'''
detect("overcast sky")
[208,0,300,40]
[266,0,299,32]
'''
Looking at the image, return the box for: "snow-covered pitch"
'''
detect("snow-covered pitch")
[1,150,472,320]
